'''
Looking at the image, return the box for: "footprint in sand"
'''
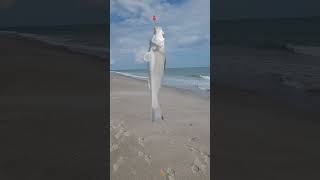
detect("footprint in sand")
[203,155,210,164]
[137,151,151,165]
[138,137,145,147]
[191,163,200,174]
[188,137,200,143]
[123,130,130,137]
[200,152,210,164]
[191,158,207,175]
[113,156,125,172]
[110,123,117,131]
[166,168,176,180]
[110,143,119,152]
[184,142,210,176]
[114,128,124,139]
[184,144,201,153]
[144,154,152,165]
[113,121,125,129]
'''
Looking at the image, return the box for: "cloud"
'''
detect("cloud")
[0,0,15,8]
[110,0,210,68]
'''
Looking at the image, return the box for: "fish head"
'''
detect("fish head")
[154,26,165,39]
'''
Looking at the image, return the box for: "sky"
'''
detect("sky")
[110,0,210,70]
[0,0,107,27]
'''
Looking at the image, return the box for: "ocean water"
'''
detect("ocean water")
[0,24,108,58]
[214,17,320,111]
[111,67,210,96]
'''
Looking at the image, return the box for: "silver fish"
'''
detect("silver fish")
[144,26,166,121]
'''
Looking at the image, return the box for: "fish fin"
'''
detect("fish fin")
[164,57,166,71]
[148,40,152,51]
[144,52,152,62]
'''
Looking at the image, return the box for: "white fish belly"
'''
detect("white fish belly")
[149,51,165,121]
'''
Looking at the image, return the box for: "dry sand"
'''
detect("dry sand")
[110,74,210,180]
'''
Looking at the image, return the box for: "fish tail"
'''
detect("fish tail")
[152,107,163,122]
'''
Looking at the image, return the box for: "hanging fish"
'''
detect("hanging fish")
[143,16,166,121]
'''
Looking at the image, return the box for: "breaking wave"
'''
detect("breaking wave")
[200,75,210,80]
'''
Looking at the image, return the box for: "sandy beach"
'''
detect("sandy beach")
[110,74,210,180]
[0,34,107,180]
